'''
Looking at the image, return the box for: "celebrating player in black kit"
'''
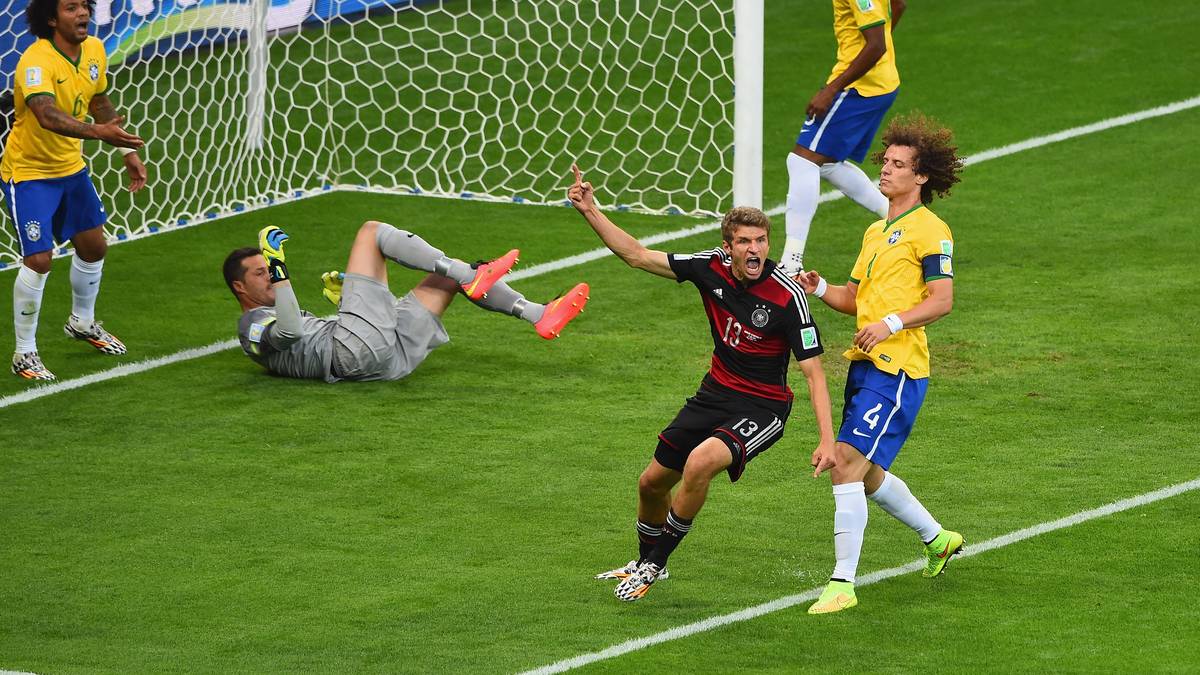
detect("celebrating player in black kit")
[569,164,837,602]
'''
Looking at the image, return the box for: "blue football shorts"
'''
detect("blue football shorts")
[836,359,928,470]
[795,87,899,163]
[4,167,107,257]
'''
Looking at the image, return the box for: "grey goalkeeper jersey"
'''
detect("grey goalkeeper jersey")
[237,306,339,382]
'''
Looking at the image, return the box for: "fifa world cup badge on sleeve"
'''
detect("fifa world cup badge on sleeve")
[802,326,819,350]
[25,67,42,87]
[248,322,266,343]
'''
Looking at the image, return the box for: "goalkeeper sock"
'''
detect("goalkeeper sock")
[784,152,821,263]
[819,161,888,218]
[13,265,48,353]
[375,222,474,284]
[470,279,545,323]
[69,256,104,323]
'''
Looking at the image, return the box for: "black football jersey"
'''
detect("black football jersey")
[668,248,824,402]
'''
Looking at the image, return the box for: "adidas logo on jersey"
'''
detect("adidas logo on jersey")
[711,288,723,299]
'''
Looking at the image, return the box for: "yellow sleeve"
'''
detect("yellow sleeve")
[850,0,889,30]
[849,229,872,283]
[915,222,955,281]
[915,222,954,260]
[17,50,54,103]
[97,42,109,94]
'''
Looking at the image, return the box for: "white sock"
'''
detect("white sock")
[784,153,821,264]
[13,265,49,354]
[831,482,867,583]
[819,161,888,218]
[868,472,942,543]
[70,257,105,324]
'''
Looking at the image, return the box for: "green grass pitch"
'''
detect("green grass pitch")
[2,0,1199,672]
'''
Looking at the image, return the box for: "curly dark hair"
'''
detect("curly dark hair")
[872,111,964,205]
[26,0,95,41]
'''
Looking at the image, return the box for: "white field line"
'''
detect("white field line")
[512,93,1200,281]
[521,476,1200,675]
[0,339,237,409]
[2,95,1197,410]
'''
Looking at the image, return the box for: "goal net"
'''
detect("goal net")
[0,0,742,269]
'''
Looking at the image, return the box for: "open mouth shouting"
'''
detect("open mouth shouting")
[745,255,762,277]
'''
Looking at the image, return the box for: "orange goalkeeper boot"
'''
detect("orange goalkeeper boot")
[535,282,589,339]
[462,249,519,300]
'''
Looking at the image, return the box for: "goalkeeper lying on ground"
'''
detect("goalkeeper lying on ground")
[222,220,589,382]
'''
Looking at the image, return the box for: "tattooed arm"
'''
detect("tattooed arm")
[28,93,143,149]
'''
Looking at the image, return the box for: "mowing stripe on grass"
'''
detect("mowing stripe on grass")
[521,476,1200,675]
[2,94,1197,409]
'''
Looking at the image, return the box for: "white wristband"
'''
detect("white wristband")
[117,146,137,157]
[882,313,904,334]
[813,277,828,298]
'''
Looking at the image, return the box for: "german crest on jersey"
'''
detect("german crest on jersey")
[751,306,770,328]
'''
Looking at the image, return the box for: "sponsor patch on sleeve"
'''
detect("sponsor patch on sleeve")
[801,326,819,350]
[25,66,42,87]
[856,0,875,10]
[939,255,953,276]
[940,240,953,256]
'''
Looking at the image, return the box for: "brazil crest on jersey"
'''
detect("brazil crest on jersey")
[827,0,899,97]
[846,204,953,379]
[2,37,108,183]
[669,249,824,402]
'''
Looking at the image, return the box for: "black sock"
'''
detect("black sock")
[645,509,693,568]
[636,520,664,561]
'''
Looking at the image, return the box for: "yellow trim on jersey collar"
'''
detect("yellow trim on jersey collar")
[885,203,925,227]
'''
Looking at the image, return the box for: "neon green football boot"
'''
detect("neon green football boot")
[922,529,965,578]
[807,580,857,614]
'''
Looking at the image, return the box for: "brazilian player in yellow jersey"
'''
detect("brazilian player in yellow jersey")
[799,112,966,614]
[780,0,907,276]
[2,0,146,381]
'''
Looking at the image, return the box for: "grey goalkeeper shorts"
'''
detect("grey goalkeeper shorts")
[330,273,450,381]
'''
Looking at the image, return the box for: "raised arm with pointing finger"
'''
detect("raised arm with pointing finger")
[568,163,675,279]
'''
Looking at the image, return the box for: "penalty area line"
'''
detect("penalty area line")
[520,476,1200,675]
[2,95,1197,409]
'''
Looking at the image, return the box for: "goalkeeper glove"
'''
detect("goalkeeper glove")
[321,270,345,306]
[258,226,290,283]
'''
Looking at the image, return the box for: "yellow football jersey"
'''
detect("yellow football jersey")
[827,0,899,97]
[1,36,109,183]
[845,204,954,379]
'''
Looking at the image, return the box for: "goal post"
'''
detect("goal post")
[0,0,763,269]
